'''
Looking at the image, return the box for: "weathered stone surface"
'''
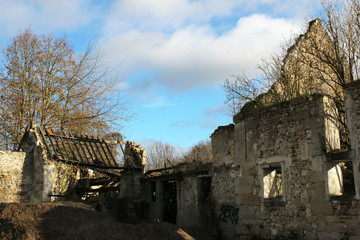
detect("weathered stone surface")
[316,232,341,240]
[5,59,360,240]
[0,151,26,202]
[0,127,78,203]
[310,202,334,216]
[211,124,235,166]
[210,88,360,239]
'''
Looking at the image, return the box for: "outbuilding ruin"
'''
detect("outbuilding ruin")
[2,20,360,239]
[2,82,360,239]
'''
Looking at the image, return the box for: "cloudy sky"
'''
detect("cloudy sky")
[0,0,323,150]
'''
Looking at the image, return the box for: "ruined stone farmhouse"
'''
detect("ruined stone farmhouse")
[1,82,360,239]
[2,20,360,239]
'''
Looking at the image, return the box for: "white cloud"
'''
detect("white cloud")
[102,0,321,35]
[0,0,99,36]
[102,0,243,34]
[0,0,322,94]
[102,14,301,92]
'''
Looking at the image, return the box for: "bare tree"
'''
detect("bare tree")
[182,140,212,163]
[223,74,266,115]
[146,141,180,170]
[0,28,130,150]
[223,19,331,116]
[291,0,360,147]
[223,0,360,121]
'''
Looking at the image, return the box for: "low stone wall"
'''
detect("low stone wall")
[0,151,27,202]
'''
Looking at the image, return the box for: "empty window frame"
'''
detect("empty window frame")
[263,163,284,199]
[327,161,355,198]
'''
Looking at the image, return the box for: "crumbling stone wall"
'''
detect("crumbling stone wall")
[267,19,341,105]
[211,94,357,240]
[175,163,210,228]
[118,141,147,219]
[0,127,78,203]
[23,127,79,202]
[177,176,200,226]
[143,162,212,230]
[124,141,146,169]
[345,80,360,199]
[0,151,27,202]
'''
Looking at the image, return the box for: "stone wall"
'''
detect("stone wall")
[177,175,206,228]
[118,168,144,219]
[118,141,147,219]
[211,94,359,240]
[0,151,27,202]
[0,127,78,203]
[143,162,212,230]
[345,81,360,200]
[177,176,199,226]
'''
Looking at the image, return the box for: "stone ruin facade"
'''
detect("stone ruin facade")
[139,82,360,240]
[137,81,360,239]
[2,83,360,239]
[2,20,360,240]
[210,93,353,240]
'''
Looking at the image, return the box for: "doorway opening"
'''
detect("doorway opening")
[163,180,177,224]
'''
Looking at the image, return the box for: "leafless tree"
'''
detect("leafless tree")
[0,28,130,150]
[182,140,212,163]
[146,141,180,170]
[223,74,266,115]
[223,0,360,127]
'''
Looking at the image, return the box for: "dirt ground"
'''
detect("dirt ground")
[0,201,216,240]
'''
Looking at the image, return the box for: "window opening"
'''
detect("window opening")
[263,165,283,199]
[327,161,355,199]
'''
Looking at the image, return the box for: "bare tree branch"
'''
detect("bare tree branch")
[0,29,131,150]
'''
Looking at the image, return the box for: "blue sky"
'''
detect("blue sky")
[0,0,323,151]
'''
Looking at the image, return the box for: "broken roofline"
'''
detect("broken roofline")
[43,129,119,166]
[20,126,143,171]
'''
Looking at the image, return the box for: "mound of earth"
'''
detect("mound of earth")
[0,201,214,240]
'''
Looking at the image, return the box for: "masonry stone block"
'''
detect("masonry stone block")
[316,232,341,240]
[257,211,270,220]
[236,185,252,195]
[309,201,333,215]
[240,194,260,205]
[325,215,339,223]
[308,171,325,183]
[305,232,318,240]
[310,182,326,198]
[326,223,348,233]
[238,206,256,218]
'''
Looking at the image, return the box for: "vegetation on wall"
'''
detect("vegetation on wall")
[223,0,360,147]
[224,0,360,113]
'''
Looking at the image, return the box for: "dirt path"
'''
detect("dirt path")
[0,201,214,240]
